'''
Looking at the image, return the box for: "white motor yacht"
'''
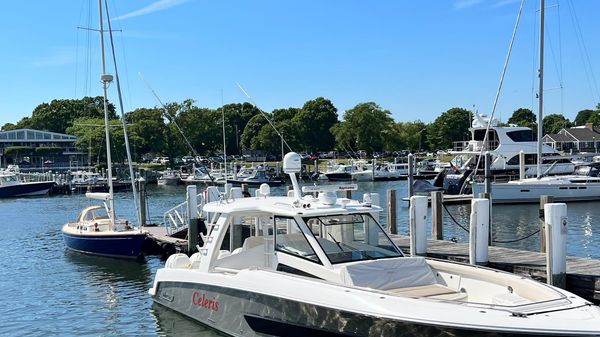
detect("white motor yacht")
[149,152,600,336]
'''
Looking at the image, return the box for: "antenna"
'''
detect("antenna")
[235,82,293,153]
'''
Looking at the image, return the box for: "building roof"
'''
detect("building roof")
[543,133,576,142]
[563,127,600,142]
[0,128,77,143]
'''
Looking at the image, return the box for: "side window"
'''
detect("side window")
[274,217,320,263]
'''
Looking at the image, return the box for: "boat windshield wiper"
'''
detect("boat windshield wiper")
[326,232,344,252]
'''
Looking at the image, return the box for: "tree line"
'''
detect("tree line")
[2,96,599,163]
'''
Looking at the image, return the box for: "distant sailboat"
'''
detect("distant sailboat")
[62,0,145,258]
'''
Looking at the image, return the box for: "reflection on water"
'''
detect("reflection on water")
[151,303,225,337]
[1,182,599,336]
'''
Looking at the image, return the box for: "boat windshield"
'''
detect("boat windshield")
[0,174,18,184]
[303,214,402,264]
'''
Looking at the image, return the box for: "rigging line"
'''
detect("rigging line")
[544,9,564,109]
[530,0,539,112]
[104,0,141,227]
[471,0,526,185]
[566,0,600,103]
[221,89,227,184]
[138,72,198,157]
[235,82,293,153]
[557,0,564,115]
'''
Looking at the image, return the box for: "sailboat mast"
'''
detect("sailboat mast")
[103,0,141,227]
[537,0,545,179]
[98,0,115,222]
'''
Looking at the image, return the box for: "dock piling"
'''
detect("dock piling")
[137,177,147,226]
[386,190,397,234]
[431,191,443,240]
[469,198,489,265]
[187,185,199,254]
[544,203,568,289]
[539,195,553,252]
[407,154,414,198]
[409,195,427,256]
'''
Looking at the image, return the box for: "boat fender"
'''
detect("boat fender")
[165,253,191,269]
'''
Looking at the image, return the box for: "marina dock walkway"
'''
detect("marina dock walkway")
[390,234,600,303]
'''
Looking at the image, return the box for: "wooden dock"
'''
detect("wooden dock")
[142,225,189,256]
[390,234,600,303]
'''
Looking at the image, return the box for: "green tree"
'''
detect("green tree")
[574,109,595,126]
[427,107,471,150]
[125,107,167,160]
[332,102,394,155]
[23,96,117,133]
[543,114,571,135]
[507,108,536,129]
[219,103,260,154]
[1,123,16,131]
[240,114,269,150]
[293,97,338,152]
[392,121,428,151]
[66,117,127,165]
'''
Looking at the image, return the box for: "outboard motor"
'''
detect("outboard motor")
[443,169,473,195]
[432,170,447,188]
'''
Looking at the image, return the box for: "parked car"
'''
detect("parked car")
[182,156,195,164]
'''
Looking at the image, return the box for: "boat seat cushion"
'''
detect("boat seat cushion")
[388,284,467,301]
[340,257,437,290]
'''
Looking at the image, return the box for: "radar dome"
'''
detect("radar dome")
[283,152,302,174]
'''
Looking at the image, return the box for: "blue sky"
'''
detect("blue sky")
[1,0,599,127]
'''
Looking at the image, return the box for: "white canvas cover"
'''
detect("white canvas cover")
[340,257,436,290]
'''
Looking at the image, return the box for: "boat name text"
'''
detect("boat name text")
[192,291,219,311]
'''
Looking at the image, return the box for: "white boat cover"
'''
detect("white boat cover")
[85,192,111,201]
[340,257,437,290]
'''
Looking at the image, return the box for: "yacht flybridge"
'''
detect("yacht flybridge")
[149,152,600,336]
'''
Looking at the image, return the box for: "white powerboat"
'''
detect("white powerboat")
[352,162,409,181]
[157,168,181,186]
[0,171,55,198]
[149,152,600,336]
[474,165,600,204]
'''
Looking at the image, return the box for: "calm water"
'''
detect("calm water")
[2,181,599,336]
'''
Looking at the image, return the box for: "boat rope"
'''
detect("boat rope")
[442,203,542,243]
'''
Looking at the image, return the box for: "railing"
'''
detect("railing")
[163,192,205,236]
[453,140,499,152]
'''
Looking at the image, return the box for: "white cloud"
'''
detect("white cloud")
[492,0,520,9]
[114,0,191,21]
[454,0,484,10]
[31,48,76,68]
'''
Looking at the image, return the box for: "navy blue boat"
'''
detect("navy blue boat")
[62,201,145,259]
[0,173,55,198]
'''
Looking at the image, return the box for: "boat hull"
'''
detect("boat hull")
[62,231,145,259]
[473,182,600,204]
[0,181,55,198]
[324,172,352,181]
[158,178,181,186]
[152,281,580,337]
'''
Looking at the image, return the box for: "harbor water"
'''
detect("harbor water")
[2,180,600,336]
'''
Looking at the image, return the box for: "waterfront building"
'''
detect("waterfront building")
[0,128,86,168]
[543,123,600,153]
